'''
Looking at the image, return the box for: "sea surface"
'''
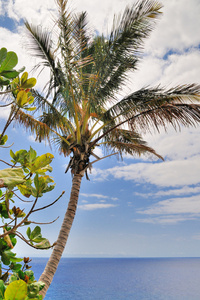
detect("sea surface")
[31,257,200,300]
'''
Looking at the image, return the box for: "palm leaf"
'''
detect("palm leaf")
[101,128,163,160]
[89,0,162,104]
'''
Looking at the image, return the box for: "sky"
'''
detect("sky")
[0,0,200,258]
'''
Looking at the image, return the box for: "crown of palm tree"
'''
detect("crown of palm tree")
[15,0,200,177]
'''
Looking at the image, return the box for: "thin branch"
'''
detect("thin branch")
[0,143,14,149]
[15,231,43,249]
[32,191,65,213]
[0,159,14,167]
[12,191,33,203]
[28,216,59,225]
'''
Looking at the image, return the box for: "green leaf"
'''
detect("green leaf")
[0,190,2,197]
[29,147,37,162]
[26,227,31,239]
[0,70,19,79]
[20,72,28,85]
[10,263,22,271]
[17,184,32,198]
[1,250,15,265]
[9,274,18,283]
[0,77,10,86]
[24,270,35,282]
[30,226,41,240]
[4,280,27,300]
[0,168,24,188]
[21,78,37,89]
[0,135,8,146]
[0,48,7,65]
[17,270,25,280]
[10,256,23,263]
[0,280,6,299]
[35,239,51,249]
[30,153,54,173]
[17,90,28,107]
[10,149,15,159]
[0,51,18,72]
[27,281,45,299]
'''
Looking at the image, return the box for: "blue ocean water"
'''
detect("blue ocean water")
[31,257,200,300]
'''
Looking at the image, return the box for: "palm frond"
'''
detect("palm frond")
[25,21,55,71]
[89,0,162,104]
[14,109,51,143]
[101,128,163,160]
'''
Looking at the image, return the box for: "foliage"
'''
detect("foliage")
[0,48,64,299]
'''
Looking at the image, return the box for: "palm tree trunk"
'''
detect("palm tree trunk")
[39,173,83,298]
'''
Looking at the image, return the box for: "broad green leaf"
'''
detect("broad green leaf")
[27,281,45,298]
[0,51,18,72]
[17,184,32,198]
[24,270,35,282]
[4,280,27,300]
[0,189,2,197]
[0,280,6,299]
[10,263,22,271]
[0,70,19,79]
[0,48,7,65]
[17,270,25,280]
[9,274,18,283]
[30,226,41,240]
[0,77,10,86]
[0,168,24,188]
[1,250,15,265]
[29,147,37,162]
[10,256,23,263]
[30,153,54,172]
[17,90,28,107]
[21,77,36,89]
[20,72,28,85]
[35,238,51,249]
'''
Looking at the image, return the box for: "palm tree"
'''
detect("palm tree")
[16,0,200,296]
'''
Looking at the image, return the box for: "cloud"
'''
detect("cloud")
[135,186,200,198]
[136,215,197,225]
[80,193,109,199]
[137,195,200,216]
[136,194,200,224]
[78,203,117,211]
[92,155,200,187]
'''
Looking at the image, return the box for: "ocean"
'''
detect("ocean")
[31,257,200,299]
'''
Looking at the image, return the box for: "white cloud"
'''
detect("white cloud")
[136,215,197,225]
[78,203,117,210]
[80,193,109,199]
[138,195,200,215]
[135,186,200,198]
[145,0,200,57]
[93,155,200,187]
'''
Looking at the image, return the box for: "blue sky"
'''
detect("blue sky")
[1,0,200,258]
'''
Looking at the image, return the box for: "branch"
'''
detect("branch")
[0,159,14,167]
[12,191,33,203]
[28,216,59,225]
[32,191,65,213]
[0,143,14,149]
